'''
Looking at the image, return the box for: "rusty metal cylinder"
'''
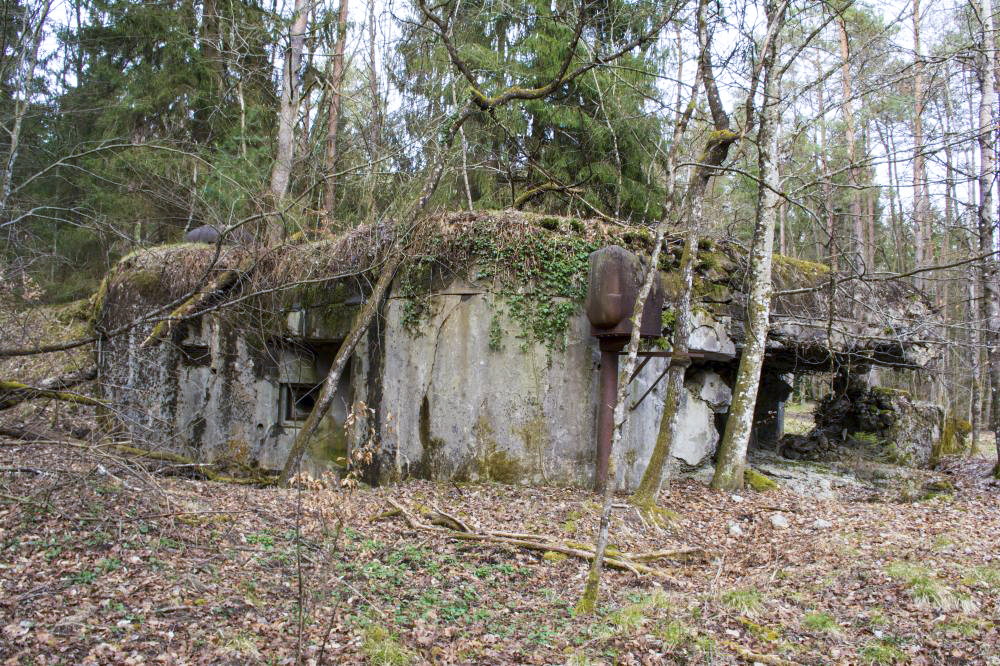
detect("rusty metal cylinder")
[594,342,621,493]
[585,246,663,338]
[586,245,666,492]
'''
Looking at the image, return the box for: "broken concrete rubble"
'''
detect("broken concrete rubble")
[780,373,943,468]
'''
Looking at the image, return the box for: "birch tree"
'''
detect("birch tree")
[971,0,1000,477]
[322,0,351,225]
[0,0,52,216]
[911,0,929,288]
[710,0,787,492]
[630,2,737,508]
[269,0,311,222]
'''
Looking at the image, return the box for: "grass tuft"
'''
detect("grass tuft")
[802,611,840,634]
[656,620,691,647]
[720,587,764,617]
[608,590,672,634]
[885,561,976,612]
[859,639,904,665]
[362,626,415,666]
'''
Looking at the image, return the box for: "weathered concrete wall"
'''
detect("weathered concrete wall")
[99,309,368,477]
[378,290,731,491]
[99,282,735,490]
[94,215,945,487]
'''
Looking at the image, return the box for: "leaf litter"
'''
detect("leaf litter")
[2,435,1000,665]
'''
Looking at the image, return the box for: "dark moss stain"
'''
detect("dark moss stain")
[191,416,207,446]
[307,302,359,340]
[416,394,447,479]
[216,320,240,451]
[248,340,279,381]
[516,410,548,480]
[480,451,522,484]
[419,394,431,454]
[160,345,181,438]
[363,319,385,486]
[471,409,524,484]
[307,417,349,468]
[933,413,971,462]
[224,438,252,465]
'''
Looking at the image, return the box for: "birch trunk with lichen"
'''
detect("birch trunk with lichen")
[710,0,785,492]
[630,229,696,507]
[972,0,1000,477]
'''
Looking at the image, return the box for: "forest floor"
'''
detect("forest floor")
[3,303,1000,665]
[2,435,1000,665]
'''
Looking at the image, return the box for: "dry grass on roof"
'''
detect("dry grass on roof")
[100,211,931,324]
[95,243,246,323]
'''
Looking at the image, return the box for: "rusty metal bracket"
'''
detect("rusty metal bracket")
[629,361,673,411]
[626,351,716,412]
[627,355,653,383]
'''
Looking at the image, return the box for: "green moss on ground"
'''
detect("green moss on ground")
[745,468,778,492]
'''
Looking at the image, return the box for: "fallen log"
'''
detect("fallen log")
[382,498,696,581]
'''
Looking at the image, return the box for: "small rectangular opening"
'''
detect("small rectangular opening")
[282,383,322,423]
[180,344,211,367]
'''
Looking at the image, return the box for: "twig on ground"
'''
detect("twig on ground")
[383,497,692,581]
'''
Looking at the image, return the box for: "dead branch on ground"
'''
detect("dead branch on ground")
[380,498,704,580]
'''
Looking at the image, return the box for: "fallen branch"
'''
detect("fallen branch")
[139,264,250,349]
[37,366,98,391]
[722,641,799,666]
[0,467,47,476]
[108,444,279,486]
[0,379,105,410]
[0,425,69,442]
[630,548,706,563]
[383,498,688,581]
[512,181,585,209]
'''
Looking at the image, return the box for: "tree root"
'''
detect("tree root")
[382,498,703,581]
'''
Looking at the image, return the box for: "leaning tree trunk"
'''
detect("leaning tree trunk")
[710,0,785,492]
[279,249,404,484]
[626,48,712,510]
[577,206,673,615]
[630,229,697,508]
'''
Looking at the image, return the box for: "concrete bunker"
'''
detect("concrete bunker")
[94,212,941,489]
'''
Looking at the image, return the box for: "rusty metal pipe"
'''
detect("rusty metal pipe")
[595,342,621,493]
